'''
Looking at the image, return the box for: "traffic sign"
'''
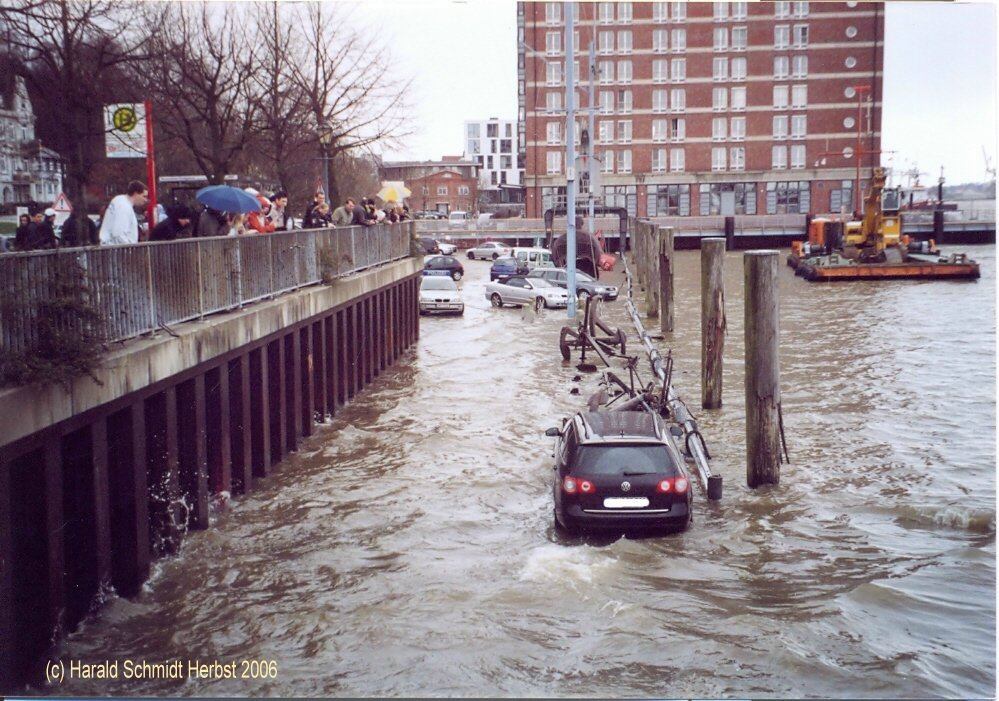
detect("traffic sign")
[51,192,73,214]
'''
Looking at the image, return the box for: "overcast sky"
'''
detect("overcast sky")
[354,1,997,185]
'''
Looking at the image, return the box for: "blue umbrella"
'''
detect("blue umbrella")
[196,185,261,214]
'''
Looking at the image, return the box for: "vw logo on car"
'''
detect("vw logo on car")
[621,481,631,492]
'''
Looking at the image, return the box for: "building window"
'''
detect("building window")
[653,29,668,53]
[547,122,561,145]
[790,144,806,169]
[599,60,614,85]
[669,117,686,142]
[598,2,614,23]
[773,115,789,139]
[617,89,632,113]
[437,185,449,196]
[652,119,667,142]
[730,147,746,171]
[791,84,808,109]
[654,184,690,215]
[671,28,686,52]
[712,117,727,141]
[617,60,633,84]
[652,89,668,113]
[774,85,789,109]
[670,58,686,82]
[459,185,471,195]
[545,2,560,25]
[546,62,561,86]
[844,116,856,129]
[599,31,614,54]
[713,57,728,81]
[617,150,632,173]
[793,1,809,18]
[731,2,748,20]
[617,29,631,54]
[846,25,858,38]
[731,86,746,111]
[599,90,613,114]
[766,180,810,213]
[732,26,748,50]
[713,27,728,51]
[617,120,632,144]
[712,87,728,111]
[467,123,480,138]
[772,145,788,169]
[651,148,667,173]
[421,186,429,196]
[653,2,668,23]
[670,148,685,172]
[547,151,562,174]
[546,31,560,55]
[601,150,614,174]
[792,55,808,78]
[670,88,686,112]
[617,2,632,23]
[730,116,746,141]
[731,57,746,81]
[845,86,856,99]
[774,56,789,79]
[671,2,686,22]
[599,120,613,143]
[793,24,809,48]
[774,25,790,49]
[791,114,807,139]
[546,91,562,113]
[775,1,790,19]
[713,2,728,20]
[845,56,857,69]
[711,147,727,172]
[468,139,480,155]
[500,155,512,169]
[653,59,669,83]
[829,181,853,213]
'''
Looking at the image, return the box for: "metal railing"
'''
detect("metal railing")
[0,222,413,353]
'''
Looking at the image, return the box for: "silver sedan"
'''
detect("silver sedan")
[466,241,511,260]
[484,276,569,309]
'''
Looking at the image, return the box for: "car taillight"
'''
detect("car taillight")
[562,476,595,494]
[656,477,689,494]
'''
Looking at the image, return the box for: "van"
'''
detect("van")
[510,247,554,271]
[448,210,468,223]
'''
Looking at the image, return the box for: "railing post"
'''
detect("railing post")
[196,240,205,319]
[145,245,155,330]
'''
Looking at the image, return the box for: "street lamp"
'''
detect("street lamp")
[318,126,334,201]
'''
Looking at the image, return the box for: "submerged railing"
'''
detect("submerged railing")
[0,222,413,353]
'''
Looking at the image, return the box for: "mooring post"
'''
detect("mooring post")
[933,209,945,245]
[659,226,674,333]
[744,250,782,487]
[701,238,727,409]
[646,226,660,319]
[724,216,736,251]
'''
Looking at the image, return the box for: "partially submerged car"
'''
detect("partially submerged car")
[547,411,692,534]
[484,275,569,309]
[526,267,619,302]
[423,254,465,281]
[489,256,529,281]
[419,276,464,316]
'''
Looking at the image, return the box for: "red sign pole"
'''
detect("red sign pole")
[145,99,157,238]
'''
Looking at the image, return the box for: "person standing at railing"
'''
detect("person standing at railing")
[331,198,356,227]
[98,180,148,245]
[150,204,194,242]
[60,208,99,247]
[246,195,276,233]
[268,190,293,230]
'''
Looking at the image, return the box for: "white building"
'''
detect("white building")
[463,118,523,193]
[0,75,63,206]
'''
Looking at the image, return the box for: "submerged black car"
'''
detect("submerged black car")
[547,411,691,534]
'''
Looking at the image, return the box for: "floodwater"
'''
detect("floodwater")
[46,245,995,698]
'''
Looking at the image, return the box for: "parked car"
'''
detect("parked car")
[466,241,511,260]
[547,411,692,534]
[527,268,619,301]
[448,210,469,223]
[484,275,569,309]
[436,240,458,255]
[415,210,446,220]
[419,276,464,316]
[419,236,440,255]
[489,256,529,281]
[510,247,554,271]
[423,254,465,281]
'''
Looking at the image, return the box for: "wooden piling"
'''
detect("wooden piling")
[145,390,182,556]
[229,355,253,494]
[249,346,271,478]
[205,365,232,497]
[701,238,727,409]
[659,226,675,333]
[286,332,301,451]
[744,250,782,487]
[177,375,209,529]
[301,323,314,436]
[268,338,287,463]
[646,225,660,318]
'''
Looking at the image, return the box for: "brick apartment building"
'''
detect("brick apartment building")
[379,156,479,214]
[517,1,884,219]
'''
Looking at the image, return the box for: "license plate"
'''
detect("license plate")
[603,497,650,508]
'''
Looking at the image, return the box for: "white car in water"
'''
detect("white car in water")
[419,276,464,316]
[436,240,457,255]
[466,241,511,260]
[484,275,569,309]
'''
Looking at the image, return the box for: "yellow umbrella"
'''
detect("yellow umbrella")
[377,181,412,203]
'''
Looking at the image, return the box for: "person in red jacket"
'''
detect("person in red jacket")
[246,195,276,233]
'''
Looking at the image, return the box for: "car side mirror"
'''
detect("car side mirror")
[545,427,560,437]
[669,426,683,437]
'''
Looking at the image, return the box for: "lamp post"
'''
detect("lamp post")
[319,127,334,201]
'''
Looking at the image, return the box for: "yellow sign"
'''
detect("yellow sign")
[104,103,146,159]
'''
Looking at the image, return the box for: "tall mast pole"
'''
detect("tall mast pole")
[565,1,577,318]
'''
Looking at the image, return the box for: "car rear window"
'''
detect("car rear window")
[574,445,676,475]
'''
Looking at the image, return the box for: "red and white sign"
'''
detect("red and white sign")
[51,192,73,214]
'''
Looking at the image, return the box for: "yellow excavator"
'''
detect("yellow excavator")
[842,166,903,260]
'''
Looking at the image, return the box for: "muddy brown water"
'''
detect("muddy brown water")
[42,246,995,698]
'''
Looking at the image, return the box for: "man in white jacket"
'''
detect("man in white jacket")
[98,180,148,245]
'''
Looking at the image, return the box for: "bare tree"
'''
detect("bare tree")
[288,3,414,205]
[0,0,155,202]
[143,2,261,184]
